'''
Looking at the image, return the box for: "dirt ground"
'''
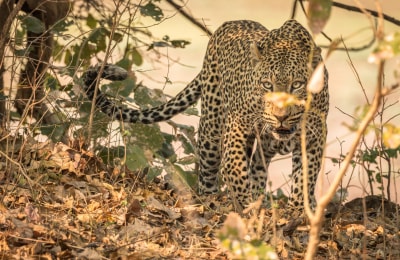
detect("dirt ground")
[1,140,399,259]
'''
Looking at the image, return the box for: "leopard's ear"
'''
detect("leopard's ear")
[250,42,263,67]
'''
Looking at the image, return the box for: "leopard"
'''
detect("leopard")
[82,19,329,212]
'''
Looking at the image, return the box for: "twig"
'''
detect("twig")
[290,0,298,19]
[6,234,55,244]
[165,0,212,36]
[332,1,400,26]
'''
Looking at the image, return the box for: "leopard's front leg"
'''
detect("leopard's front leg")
[289,114,327,212]
[220,117,253,212]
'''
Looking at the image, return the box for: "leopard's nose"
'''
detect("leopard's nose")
[275,114,289,123]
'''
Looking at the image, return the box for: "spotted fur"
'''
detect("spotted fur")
[82,20,329,212]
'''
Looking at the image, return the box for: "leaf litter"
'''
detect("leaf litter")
[0,137,399,259]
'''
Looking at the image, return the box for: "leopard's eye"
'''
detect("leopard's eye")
[291,81,305,91]
[261,81,273,91]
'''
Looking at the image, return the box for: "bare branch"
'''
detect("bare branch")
[332,1,400,26]
[290,0,298,20]
[298,0,400,52]
[165,0,212,36]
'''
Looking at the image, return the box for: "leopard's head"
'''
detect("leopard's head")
[250,20,323,140]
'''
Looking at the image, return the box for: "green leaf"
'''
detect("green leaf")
[131,48,143,66]
[15,28,26,46]
[20,15,45,33]
[177,134,195,154]
[149,41,170,50]
[86,14,97,29]
[88,28,108,52]
[63,83,74,92]
[366,169,374,177]
[116,47,142,69]
[162,132,175,144]
[140,1,164,21]
[169,39,191,48]
[157,140,176,159]
[40,121,69,142]
[375,173,382,183]
[125,144,149,171]
[64,49,72,65]
[162,35,191,48]
[116,57,131,70]
[128,124,165,151]
[307,0,332,35]
[102,77,135,98]
[44,75,59,90]
[52,19,73,35]
[134,85,165,107]
[171,164,197,188]
[64,44,92,73]
[183,107,199,116]
[362,149,378,163]
[276,188,286,199]
[146,167,163,181]
[113,32,124,43]
[385,148,399,159]
[119,78,136,97]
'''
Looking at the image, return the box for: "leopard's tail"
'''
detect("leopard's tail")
[82,64,201,123]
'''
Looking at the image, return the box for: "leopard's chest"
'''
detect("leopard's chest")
[261,133,298,157]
